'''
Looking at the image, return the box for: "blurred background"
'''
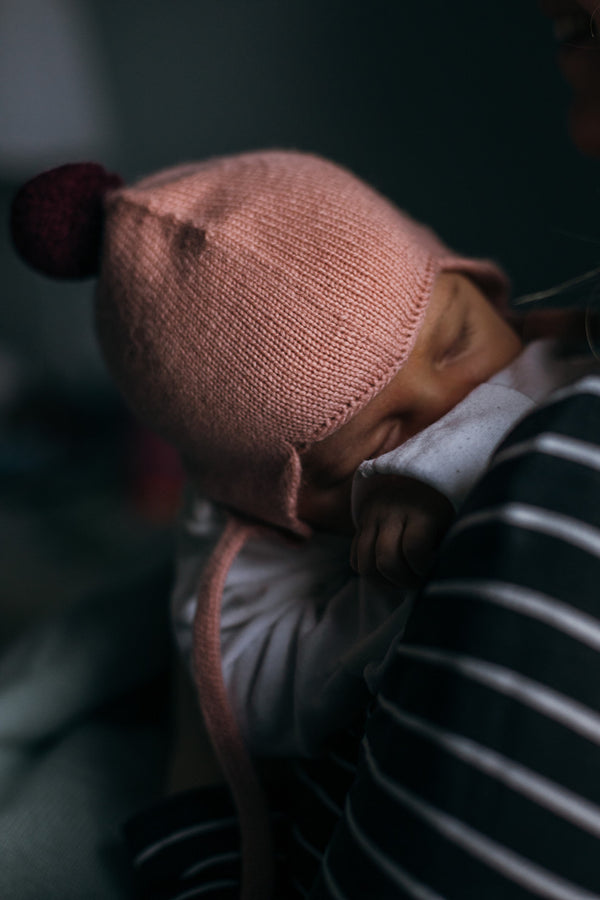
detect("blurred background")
[0,0,598,637]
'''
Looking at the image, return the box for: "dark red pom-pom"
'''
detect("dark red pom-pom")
[10,162,124,280]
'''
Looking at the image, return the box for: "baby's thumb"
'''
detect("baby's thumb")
[402,521,439,577]
[402,504,453,578]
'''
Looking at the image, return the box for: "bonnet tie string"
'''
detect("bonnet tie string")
[192,514,274,900]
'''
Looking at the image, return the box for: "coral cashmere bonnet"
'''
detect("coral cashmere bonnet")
[10,149,508,899]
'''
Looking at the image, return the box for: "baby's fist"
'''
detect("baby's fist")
[351,475,454,588]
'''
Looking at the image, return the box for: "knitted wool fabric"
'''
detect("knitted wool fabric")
[94,150,508,535]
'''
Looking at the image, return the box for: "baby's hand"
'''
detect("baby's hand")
[350,475,454,588]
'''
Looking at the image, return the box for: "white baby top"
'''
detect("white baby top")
[171,339,598,758]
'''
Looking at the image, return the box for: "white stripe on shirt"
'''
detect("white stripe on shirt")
[450,503,600,558]
[395,644,600,746]
[292,824,324,862]
[134,817,238,866]
[327,750,358,775]
[291,875,311,897]
[170,880,240,900]
[425,579,600,652]
[361,738,600,899]
[181,851,240,880]
[293,765,344,817]
[323,799,445,900]
[492,432,600,472]
[378,697,600,839]
[544,375,600,405]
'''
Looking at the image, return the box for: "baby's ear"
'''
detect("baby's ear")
[10,162,123,279]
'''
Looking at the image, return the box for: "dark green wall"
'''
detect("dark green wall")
[3,0,599,386]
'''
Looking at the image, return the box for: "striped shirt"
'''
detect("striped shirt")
[125,377,600,899]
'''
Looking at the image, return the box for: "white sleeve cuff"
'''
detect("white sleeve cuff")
[353,381,535,516]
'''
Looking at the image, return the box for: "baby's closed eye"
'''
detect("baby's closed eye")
[437,317,475,366]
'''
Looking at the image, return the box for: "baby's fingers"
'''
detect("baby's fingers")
[351,521,378,576]
[402,499,454,578]
[373,522,416,587]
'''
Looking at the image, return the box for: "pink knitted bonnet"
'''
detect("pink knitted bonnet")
[10,149,508,900]
[93,150,508,534]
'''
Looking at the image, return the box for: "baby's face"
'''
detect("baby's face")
[298,272,522,533]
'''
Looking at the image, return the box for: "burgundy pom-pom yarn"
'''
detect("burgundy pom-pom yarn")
[10,162,124,279]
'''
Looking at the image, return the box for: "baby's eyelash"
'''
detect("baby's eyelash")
[443,319,474,361]
[457,318,474,344]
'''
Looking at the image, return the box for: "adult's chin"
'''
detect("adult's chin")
[568,96,600,157]
[558,39,600,156]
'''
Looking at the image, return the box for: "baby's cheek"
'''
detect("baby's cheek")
[467,335,521,392]
[489,324,523,375]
